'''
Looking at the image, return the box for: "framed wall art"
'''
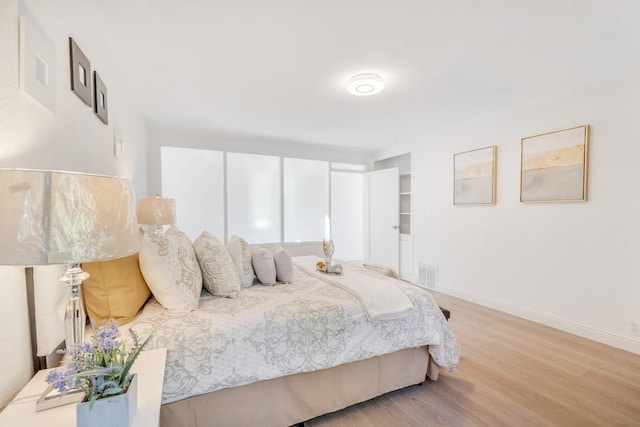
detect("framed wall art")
[520,125,589,203]
[19,15,56,111]
[453,145,497,205]
[69,37,92,107]
[94,71,108,124]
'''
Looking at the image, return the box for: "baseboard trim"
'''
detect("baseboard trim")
[435,283,640,355]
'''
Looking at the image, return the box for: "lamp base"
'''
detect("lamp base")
[59,264,89,352]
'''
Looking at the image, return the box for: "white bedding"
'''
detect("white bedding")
[294,256,413,321]
[126,263,460,404]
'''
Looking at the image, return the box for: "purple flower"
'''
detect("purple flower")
[79,342,94,354]
[45,364,76,393]
[98,338,119,351]
[43,317,153,404]
[129,329,140,348]
[93,320,121,351]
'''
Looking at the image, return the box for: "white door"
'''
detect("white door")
[399,234,412,281]
[365,168,399,271]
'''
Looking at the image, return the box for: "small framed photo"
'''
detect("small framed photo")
[520,125,589,203]
[69,37,92,107]
[454,146,497,205]
[94,71,108,124]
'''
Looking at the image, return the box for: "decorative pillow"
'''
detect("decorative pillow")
[194,232,240,298]
[270,246,294,283]
[251,246,276,285]
[226,235,255,288]
[82,253,151,326]
[139,226,202,312]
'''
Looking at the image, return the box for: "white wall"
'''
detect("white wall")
[410,69,640,354]
[146,127,374,197]
[0,267,29,410]
[0,0,148,409]
[0,0,147,194]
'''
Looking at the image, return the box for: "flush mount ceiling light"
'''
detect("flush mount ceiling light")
[346,73,384,96]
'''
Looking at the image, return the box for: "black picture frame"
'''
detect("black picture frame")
[69,37,92,107]
[94,71,108,124]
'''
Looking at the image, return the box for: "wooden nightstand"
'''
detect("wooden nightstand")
[0,348,166,427]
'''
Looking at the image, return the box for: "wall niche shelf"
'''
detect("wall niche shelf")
[399,172,411,234]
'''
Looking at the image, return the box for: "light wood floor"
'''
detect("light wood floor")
[306,292,640,427]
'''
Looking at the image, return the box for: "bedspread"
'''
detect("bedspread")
[126,264,460,404]
[294,256,413,320]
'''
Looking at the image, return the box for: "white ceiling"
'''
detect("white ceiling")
[31,0,640,151]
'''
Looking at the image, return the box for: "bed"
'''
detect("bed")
[121,256,460,427]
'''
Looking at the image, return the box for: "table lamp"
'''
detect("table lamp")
[0,169,139,352]
[136,196,176,237]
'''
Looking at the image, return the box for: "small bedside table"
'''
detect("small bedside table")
[0,347,167,427]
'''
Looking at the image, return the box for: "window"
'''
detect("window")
[160,147,366,254]
[284,158,329,242]
[161,147,224,241]
[226,152,281,244]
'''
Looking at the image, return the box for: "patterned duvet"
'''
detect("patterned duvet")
[126,263,460,404]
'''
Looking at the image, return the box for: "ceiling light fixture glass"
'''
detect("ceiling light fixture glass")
[346,73,384,96]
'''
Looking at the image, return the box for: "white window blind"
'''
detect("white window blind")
[283,158,330,242]
[227,152,281,244]
[160,146,224,241]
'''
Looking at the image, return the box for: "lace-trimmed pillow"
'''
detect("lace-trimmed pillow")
[139,225,202,312]
[194,232,241,298]
[226,235,255,288]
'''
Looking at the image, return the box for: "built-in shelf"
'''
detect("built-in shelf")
[399,171,411,235]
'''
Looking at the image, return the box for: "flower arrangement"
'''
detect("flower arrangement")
[46,319,153,409]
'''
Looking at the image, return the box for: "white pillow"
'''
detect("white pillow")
[139,226,202,312]
[251,246,276,285]
[226,235,255,288]
[270,246,294,283]
[194,232,240,298]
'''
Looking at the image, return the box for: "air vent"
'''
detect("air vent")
[418,263,438,289]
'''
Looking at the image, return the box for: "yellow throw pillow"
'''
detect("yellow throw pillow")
[82,254,151,326]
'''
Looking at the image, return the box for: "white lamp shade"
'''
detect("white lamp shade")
[137,197,176,226]
[0,169,139,266]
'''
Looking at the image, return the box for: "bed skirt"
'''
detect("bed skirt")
[160,346,432,427]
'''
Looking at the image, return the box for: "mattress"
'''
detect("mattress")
[126,263,460,404]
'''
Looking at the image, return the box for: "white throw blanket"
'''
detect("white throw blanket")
[294,256,413,321]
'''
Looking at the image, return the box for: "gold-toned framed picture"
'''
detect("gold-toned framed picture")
[453,145,497,205]
[520,125,589,203]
